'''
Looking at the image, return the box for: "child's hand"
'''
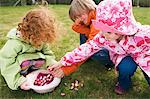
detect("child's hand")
[81,14,88,25]
[75,18,84,25]
[47,62,63,71]
[75,14,88,25]
[47,62,64,78]
[51,68,64,78]
[20,81,30,90]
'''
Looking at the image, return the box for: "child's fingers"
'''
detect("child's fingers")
[47,66,54,71]
[47,65,57,71]
[75,18,82,24]
[54,66,61,70]
[53,70,64,78]
[53,69,64,78]
[49,67,59,74]
[49,70,57,76]
[48,63,60,69]
[50,67,60,74]
[48,65,61,72]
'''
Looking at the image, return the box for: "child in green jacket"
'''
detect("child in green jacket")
[0,8,57,90]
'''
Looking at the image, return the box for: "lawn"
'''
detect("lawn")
[0,5,150,99]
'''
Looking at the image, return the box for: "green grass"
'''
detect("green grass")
[0,5,150,99]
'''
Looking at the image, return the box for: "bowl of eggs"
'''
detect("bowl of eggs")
[26,69,61,93]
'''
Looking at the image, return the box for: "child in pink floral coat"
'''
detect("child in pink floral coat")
[48,0,150,94]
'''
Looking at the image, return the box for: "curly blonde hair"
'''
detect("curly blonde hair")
[17,8,56,48]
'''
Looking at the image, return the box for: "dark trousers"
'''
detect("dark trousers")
[118,56,150,90]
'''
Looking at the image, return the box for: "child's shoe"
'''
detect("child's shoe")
[114,82,126,95]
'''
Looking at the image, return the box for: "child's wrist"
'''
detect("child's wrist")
[57,61,63,67]
[60,67,67,76]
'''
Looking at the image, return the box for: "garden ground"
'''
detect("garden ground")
[0,5,150,99]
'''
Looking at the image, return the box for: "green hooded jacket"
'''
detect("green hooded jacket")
[0,28,57,90]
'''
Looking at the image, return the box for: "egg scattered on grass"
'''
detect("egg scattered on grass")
[69,80,84,91]
[60,92,66,96]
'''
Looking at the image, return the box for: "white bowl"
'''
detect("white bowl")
[26,69,61,94]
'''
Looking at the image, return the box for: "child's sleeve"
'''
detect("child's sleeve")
[42,44,57,67]
[88,24,100,40]
[61,61,85,76]
[87,10,100,40]
[86,10,96,26]
[0,40,26,90]
[60,33,105,66]
[72,23,90,37]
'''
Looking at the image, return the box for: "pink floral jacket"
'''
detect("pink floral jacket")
[60,25,150,77]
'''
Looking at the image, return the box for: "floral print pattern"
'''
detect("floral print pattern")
[60,0,150,77]
[95,0,141,36]
[60,27,150,76]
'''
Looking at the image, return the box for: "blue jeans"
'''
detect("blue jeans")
[80,34,114,67]
[118,56,150,90]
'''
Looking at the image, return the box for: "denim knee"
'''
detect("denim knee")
[118,56,138,90]
[118,56,137,76]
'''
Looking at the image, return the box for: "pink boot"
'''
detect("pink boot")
[114,82,126,95]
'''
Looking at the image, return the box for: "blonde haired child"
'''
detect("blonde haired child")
[69,0,98,41]
[48,0,150,95]
[69,0,96,22]
[0,8,57,90]
[60,0,114,76]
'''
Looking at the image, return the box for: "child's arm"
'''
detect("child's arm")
[60,30,126,67]
[72,23,90,36]
[87,10,100,40]
[48,34,104,77]
[72,18,90,37]
[0,40,26,90]
[60,61,85,76]
[48,60,85,78]
[60,33,103,66]
[48,33,104,73]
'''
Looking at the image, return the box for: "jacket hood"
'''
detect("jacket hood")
[93,0,143,36]
[7,28,23,41]
[6,28,46,50]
